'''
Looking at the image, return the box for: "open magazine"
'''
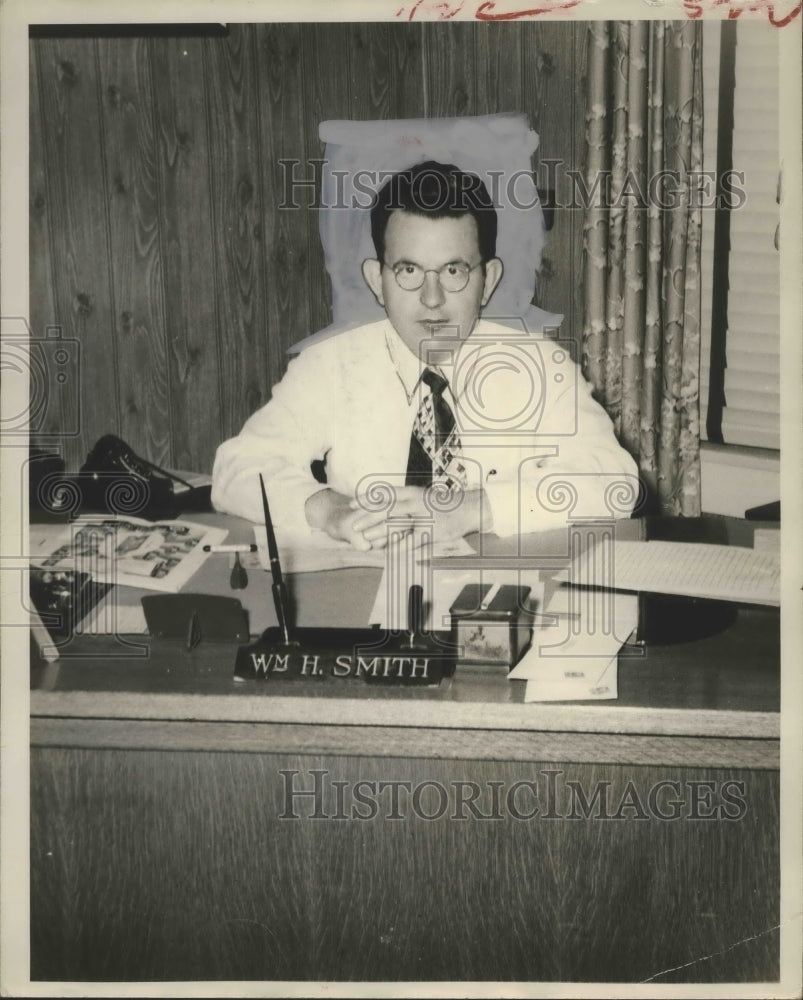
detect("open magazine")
[29,516,227,593]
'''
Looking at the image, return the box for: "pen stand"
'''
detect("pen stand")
[244,475,455,685]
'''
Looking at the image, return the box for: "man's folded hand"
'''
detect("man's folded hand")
[306,484,492,552]
[349,485,491,550]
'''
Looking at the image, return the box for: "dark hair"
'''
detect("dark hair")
[370,160,497,263]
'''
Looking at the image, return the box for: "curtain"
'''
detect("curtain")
[583,21,703,516]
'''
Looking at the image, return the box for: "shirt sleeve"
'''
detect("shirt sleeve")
[211,346,333,534]
[481,370,641,538]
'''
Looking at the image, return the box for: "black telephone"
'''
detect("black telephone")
[29,436,212,522]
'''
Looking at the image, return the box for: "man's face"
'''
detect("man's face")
[363,211,503,357]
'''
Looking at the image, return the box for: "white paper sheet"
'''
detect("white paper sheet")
[509,589,638,703]
[250,526,474,575]
[557,538,780,607]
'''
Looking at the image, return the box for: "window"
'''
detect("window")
[700,20,781,452]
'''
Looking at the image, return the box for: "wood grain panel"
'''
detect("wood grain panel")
[474,23,523,116]
[301,23,354,336]
[349,23,391,121]
[524,22,579,340]
[28,44,75,454]
[97,38,170,466]
[30,746,779,982]
[306,754,565,980]
[424,21,477,119]
[203,24,268,441]
[35,38,119,470]
[29,46,57,348]
[31,749,312,979]
[387,23,427,119]
[254,23,311,376]
[520,22,547,175]
[150,36,221,474]
[559,760,779,982]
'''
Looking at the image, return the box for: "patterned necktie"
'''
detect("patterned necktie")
[405,368,467,489]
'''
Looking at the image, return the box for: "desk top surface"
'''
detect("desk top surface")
[30,516,780,742]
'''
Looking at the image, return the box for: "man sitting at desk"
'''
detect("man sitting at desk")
[212,161,638,548]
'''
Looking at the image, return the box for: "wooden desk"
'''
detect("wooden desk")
[30,519,780,983]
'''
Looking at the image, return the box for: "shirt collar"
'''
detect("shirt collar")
[383,322,456,404]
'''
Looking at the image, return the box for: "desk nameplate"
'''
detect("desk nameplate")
[234,626,456,686]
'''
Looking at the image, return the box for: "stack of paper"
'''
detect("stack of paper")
[557,539,780,607]
[509,588,638,702]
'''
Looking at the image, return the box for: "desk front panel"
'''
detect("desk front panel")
[31,745,779,983]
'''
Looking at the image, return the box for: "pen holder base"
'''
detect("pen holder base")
[141,594,250,647]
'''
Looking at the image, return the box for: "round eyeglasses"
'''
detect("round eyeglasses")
[385,260,483,293]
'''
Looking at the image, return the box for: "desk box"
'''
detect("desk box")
[449,583,532,668]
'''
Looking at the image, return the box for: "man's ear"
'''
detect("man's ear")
[480,258,504,307]
[362,258,385,307]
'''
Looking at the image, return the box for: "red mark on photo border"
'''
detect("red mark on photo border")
[398,0,578,18]
[398,0,465,19]
[397,0,801,23]
[475,0,581,18]
[678,0,800,25]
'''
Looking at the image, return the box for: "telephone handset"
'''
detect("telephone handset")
[29,435,212,521]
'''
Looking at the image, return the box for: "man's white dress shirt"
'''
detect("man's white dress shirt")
[211,319,640,536]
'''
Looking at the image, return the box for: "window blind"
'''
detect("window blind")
[701,22,781,451]
[699,25,720,440]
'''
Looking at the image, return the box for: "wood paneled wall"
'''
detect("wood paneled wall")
[29,22,586,473]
